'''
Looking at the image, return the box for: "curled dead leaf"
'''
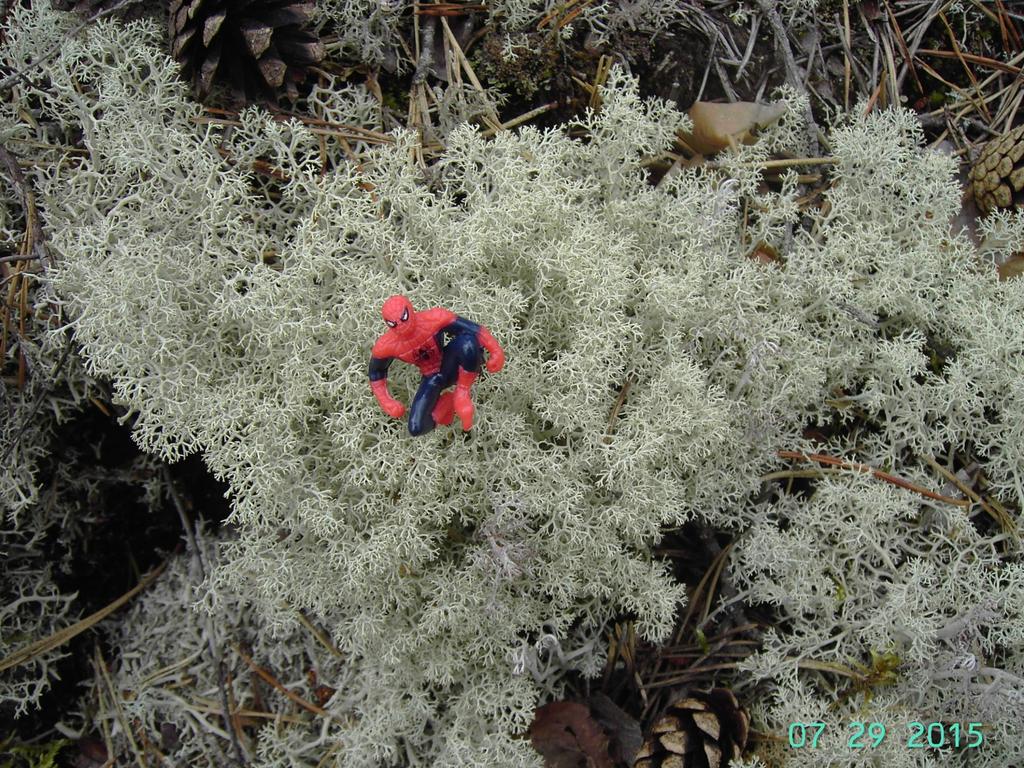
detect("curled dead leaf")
[588,692,642,766]
[998,252,1024,281]
[747,242,782,265]
[678,101,788,156]
[530,700,615,768]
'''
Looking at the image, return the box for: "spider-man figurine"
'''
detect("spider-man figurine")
[369,295,505,435]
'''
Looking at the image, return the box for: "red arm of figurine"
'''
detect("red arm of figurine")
[370,378,405,418]
[477,326,505,373]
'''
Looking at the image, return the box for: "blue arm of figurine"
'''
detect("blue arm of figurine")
[443,316,482,337]
[443,316,504,373]
[369,355,392,382]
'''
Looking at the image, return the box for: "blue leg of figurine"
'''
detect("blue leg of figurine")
[439,333,482,381]
[407,334,481,436]
[441,333,482,431]
[408,373,445,436]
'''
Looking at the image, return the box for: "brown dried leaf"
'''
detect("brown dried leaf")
[530,700,614,768]
[679,101,787,156]
[998,252,1024,281]
[75,738,108,767]
[588,692,643,765]
[747,241,781,265]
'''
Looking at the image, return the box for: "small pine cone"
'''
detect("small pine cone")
[168,0,324,104]
[969,124,1024,215]
[634,689,750,768]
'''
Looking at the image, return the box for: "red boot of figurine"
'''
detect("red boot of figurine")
[453,368,478,431]
[432,391,455,426]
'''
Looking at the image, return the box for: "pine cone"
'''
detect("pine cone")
[633,689,750,768]
[168,0,324,104]
[969,124,1024,215]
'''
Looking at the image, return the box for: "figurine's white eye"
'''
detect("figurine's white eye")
[401,308,409,321]
[386,320,397,328]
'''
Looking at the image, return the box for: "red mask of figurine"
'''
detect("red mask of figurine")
[381,294,416,337]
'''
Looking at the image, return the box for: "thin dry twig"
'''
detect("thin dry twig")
[923,454,1018,541]
[938,11,992,121]
[678,545,732,645]
[95,644,149,768]
[413,13,437,85]
[994,0,1024,51]
[842,0,853,110]
[885,0,925,96]
[602,376,632,442]
[708,156,839,170]
[479,101,559,138]
[916,47,1023,77]
[757,0,821,153]
[639,539,741,719]
[0,253,40,264]
[601,620,647,706]
[0,0,141,92]
[642,662,741,690]
[0,560,166,674]
[163,467,249,767]
[414,2,486,15]
[0,144,50,270]
[183,697,305,724]
[537,0,598,31]
[879,18,901,108]
[194,111,394,145]
[296,609,345,660]
[439,14,502,132]
[913,56,983,118]
[234,645,350,725]
[1,144,42,388]
[94,682,116,768]
[775,450,971,507]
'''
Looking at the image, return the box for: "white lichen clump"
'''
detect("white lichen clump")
[1,2,1022,767]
